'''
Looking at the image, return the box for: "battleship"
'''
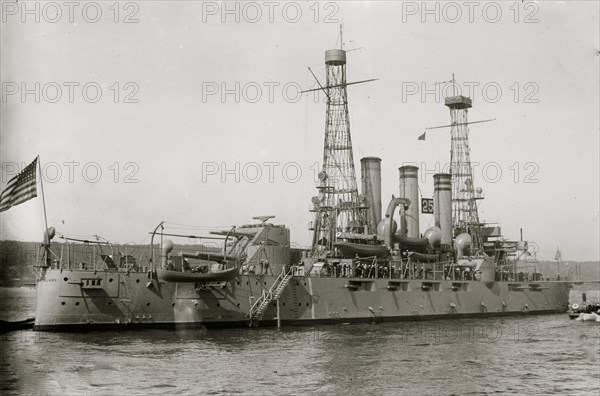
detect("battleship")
[31,45,571,331]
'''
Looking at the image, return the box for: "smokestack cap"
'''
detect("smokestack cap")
[434,173,452,190]
[399,166,419,178]
[361,157,382,162]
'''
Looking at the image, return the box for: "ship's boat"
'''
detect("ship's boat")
[156,267,238,283]
[575,312,600,322]
[568,302,600,319]
[0,317,35,333]
[334,242,388,258]
[407,252,439,263]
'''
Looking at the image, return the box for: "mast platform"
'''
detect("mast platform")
[445,95,472,109]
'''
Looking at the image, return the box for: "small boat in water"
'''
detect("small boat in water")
[568,302,600,319]
[575,312,600,322]
[0,317,35,333]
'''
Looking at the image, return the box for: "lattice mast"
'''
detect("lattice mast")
[310,44,367,254]
[445,77,483,254]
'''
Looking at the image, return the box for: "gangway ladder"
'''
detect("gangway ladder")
[247,267,293,327]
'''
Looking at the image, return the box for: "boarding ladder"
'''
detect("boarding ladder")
[247,267,293,327]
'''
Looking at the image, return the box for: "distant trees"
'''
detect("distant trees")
[0,241,38,286]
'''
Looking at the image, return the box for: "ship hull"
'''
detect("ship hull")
[34,269,571,331]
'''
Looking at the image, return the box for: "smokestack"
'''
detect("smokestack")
[434,174,452,246]
[399,165,419,238]
[360,157,382,234]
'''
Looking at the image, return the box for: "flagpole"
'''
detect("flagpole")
[37,155,49,234]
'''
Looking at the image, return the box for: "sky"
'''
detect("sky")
[0,1,598,261]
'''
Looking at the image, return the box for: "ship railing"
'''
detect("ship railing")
[306,258,463,281]
[399,260,457,281]
[494,271,566,282]
[436,261,478,281]
[494,264,569,282]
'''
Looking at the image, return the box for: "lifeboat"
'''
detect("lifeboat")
[0,317,35,333]
[408,252,439,263]
[568,302,600,319]
[334,242,389,258]
[575,312,600,322]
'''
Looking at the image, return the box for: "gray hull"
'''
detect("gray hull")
[34,269,571,331]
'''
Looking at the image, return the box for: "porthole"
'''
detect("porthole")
[63,277,68,282]
[236,303,240,307]
[136,279,140,283]
[306,303,309,306]
[298,303,301,307]
[146,302,150,307]
[216,303,220,307]
[61,301,65,305]
[172,303,176,307]
[109,278,113,283]
[237,281,240,286]
[75,302,80,306]
[264,282,267,286]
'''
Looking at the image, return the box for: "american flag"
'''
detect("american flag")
[0,157,38,212]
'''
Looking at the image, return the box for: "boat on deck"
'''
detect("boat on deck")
[334,242,388,258]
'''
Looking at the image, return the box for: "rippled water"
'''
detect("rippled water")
[1,287,599,395]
